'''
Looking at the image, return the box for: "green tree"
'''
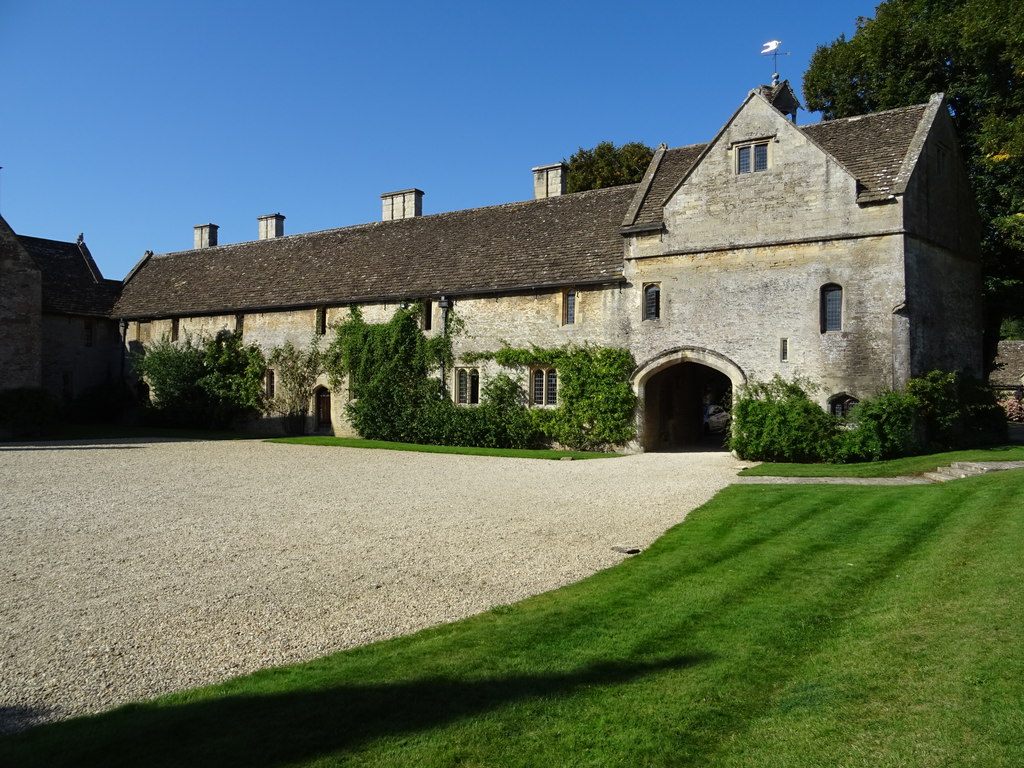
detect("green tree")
[566,141,654,193]
[803,0,1024,336]
[200,330,266,426]
[133,331,265,428]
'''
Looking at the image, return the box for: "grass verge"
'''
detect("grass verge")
[739,444,1024,477]
[2,471,1022,767]
[266,435,621,460]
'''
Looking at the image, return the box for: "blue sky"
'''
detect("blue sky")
[1,0,878,280]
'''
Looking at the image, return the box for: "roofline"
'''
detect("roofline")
[114,276,626,321]
[621,143,668,228]
[143,184,639,261]
[891,93,946,196]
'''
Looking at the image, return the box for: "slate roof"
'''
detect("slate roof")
[802,103,929,202]
[626,102,931,228]
[115,184,637,318]
[17,235,121,316]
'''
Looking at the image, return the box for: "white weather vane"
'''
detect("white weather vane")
[760,40,790,84]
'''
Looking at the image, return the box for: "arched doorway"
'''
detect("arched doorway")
[314,387,332,433]
[633,348,745,451]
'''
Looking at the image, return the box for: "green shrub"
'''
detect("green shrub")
[730,377,839,462]
[906,370,1006,449]
[132,331,265,429]
[734,371,1008,465]
[831,390,918,462]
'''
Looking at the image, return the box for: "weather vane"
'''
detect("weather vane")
[760,40,790,85]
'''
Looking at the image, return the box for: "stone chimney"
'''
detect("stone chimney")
[258,213,285,240]
[532,162,567,199]
[194,223,219,249]
[381,189,424,221]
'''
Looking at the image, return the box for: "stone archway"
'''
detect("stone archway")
[631,347,746,452]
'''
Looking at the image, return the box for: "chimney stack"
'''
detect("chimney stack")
[194,223,219,249]
[381,189,424,221]
[532,162,568,199]
[258,213,285,240]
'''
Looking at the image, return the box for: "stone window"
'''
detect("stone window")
[532,368,557,406]
[235,314,245,333]
[315,306,327,336]
[422,300,432,331]
[265,369,276,400]
[829,394,859,418]
[171,318,180,342]
[780,337,789,362]
[563,289,577,325]
[821,284,843,332]
[643,283,661,321]
[737,141,770,174]
[456,368,480,405]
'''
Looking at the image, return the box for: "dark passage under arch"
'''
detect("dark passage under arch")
[642,362,732,451]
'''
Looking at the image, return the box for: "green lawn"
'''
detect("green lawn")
[739,444,1024,477]
[3,470,1022,766]
[267,435,621,460]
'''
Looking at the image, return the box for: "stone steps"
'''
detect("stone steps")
[922,461,1024,483]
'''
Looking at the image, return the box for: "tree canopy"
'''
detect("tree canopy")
[803,0,1024,334]
[565,141,654,193]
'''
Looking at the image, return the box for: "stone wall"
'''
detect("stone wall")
[41,315,122,400]
[0,221,43,392]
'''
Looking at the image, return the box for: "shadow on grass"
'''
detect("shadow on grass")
[1,656,706,767]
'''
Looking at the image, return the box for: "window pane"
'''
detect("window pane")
[533,370,544,405]
[564,290,576,325]
[458,369,468,404]
[737,146,751,174]
[469,369,479,405]
[546,370,557,405]
[823,285,842,331]
[644,284,660,320]
[754,143,768,171]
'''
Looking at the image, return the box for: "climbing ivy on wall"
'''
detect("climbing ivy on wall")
[267,338,323,434]
[322,306,638,451]
[324,305,453,443]
[486,344,638,451]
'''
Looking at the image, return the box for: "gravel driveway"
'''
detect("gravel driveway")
[0,439,745,735]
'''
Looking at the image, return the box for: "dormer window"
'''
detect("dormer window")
[736,141,770,174]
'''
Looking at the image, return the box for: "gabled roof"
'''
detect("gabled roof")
[625,101,932,228]
[801,103,929,202]
[16,234,120,316]
[115,184,637,318]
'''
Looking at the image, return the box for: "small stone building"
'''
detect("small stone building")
[6,85,985,449]
[0,215,121,403]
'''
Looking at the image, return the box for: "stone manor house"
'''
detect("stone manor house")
[0,84,983,450]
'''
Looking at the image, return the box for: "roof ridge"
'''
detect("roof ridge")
[798,101,929,131]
